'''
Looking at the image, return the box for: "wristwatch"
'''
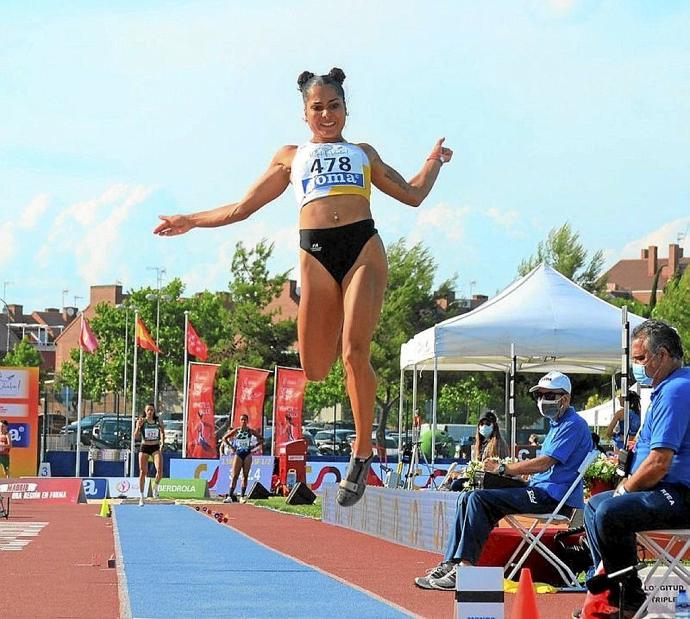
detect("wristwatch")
[497,463,507,476]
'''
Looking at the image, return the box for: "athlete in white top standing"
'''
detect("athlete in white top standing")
[154,68,452,507]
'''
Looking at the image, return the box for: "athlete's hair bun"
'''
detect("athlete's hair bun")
[327,67,346,84]
[297,71,315,91]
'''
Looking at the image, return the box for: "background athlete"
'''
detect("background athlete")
[0,420,11,477]
[134,404,165,506]
[154,67,452,506]
[220,413,264,502]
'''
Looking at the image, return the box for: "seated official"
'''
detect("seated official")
[415,371,593,591]
[575,320,690,619]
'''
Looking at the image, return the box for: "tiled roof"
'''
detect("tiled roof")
[605,258,689,292]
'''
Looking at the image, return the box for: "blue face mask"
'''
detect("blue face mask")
[632,362,653,386]
[479,425,493,439]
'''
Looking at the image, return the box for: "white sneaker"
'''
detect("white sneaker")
[138,497,144,506]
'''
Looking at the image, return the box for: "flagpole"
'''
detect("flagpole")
[271,366,278,457]
[230,365,239,426]
[182,311,189,458]
[75,313,84,478]
[130,310,139,476]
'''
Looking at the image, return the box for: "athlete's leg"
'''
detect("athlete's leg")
[340,235,388,459]
[152,451,163,496]
[298,251,344,381]
[229,455,242,495]
[138,452,148,501]
[241,454,253,497]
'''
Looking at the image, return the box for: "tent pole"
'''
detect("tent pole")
[432,357,438,467]
[398,367,404,454]
[621,306,630,442]
[504,371,509,441]
[510,344,517,457]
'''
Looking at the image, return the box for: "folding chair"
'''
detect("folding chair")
[503,449,600,590]
[632,529,690,619]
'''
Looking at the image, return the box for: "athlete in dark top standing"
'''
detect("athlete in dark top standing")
[134,404,165,506]
[154,67,452,507]
[220,414,264,502]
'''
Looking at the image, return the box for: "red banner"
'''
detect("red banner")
[232,367,270,432]
[273,367,307,447]
[186,363,219,459]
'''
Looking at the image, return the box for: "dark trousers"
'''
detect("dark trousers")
[584,484,690,604]
[444,487,558,565]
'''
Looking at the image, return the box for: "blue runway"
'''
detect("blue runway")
[114,504,411,618]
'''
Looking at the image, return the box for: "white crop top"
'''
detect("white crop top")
[290,141,372,209]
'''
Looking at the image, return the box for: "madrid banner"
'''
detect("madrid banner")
[186,363,220,459]
[273,366,307,448]
[232,367,270,432]
[0,366,39,476]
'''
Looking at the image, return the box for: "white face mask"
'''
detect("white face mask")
[537,394,564,419]
[479,425,493,439]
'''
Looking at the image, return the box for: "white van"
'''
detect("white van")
[420,423,476,445]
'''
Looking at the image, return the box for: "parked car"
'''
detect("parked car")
[303,431,319,456]
[163,419,184,451]
[314,429,352,455]
[90,416,133,449]
[60,414,108,448]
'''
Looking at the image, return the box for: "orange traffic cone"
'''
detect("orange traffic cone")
[512,568,540,619]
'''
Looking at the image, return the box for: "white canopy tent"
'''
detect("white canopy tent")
[398,264,646,460]
[578,399,617,428]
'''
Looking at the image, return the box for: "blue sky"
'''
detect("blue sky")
[2,1,689,313]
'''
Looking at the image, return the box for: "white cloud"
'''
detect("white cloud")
[0,225,16,265]
[410,202,470,245]
[485,207,524,238]
[17,194,50,229]
[619,216,690,259]
[36,184,154,284]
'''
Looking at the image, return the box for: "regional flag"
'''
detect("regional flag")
[135,316,161,353]
[78,316,99,353]
[186,321,208,361]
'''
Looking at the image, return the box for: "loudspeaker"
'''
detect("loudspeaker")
[285,482,316,505]
[246,482,271,500]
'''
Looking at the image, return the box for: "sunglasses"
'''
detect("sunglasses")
[534,391,566,401]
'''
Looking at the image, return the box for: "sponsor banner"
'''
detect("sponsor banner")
[108,477,150,499]
[273,367,306,447]
[0,369,30,399]
[157,478,208,499]
[170,458,229,494]
[0,403,29,417]
[0,367,39,476]
[8,422,30,448]
[186,363,219,459]
[0,477,86,504]
[169,456,273,495]
[232,367,270,432]
[82,478,109,500]
[322,485,460,553]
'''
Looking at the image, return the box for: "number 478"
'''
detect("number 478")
[310,156,351,173]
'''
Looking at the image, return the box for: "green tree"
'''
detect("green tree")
[652,268,690,363]
[1,337,42,370]
[437,378,491,425]
[519,222,606,293]
[304,359,348,420]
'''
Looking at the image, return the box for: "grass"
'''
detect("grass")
[246,495,322,520]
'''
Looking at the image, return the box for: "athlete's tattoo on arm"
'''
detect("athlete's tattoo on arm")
[382,164,411,192]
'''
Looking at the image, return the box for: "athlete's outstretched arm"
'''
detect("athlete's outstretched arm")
[153,146,295,236]
[363,138,453,207]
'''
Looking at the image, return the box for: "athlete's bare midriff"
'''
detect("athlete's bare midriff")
[298,194,373,229]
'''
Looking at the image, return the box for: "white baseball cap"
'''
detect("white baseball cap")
[529,371,572,394]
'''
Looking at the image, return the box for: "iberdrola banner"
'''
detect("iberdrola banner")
[273,367,307,447]
[232,367,270,432]
[186,363,219,459]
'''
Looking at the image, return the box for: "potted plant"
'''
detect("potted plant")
[584,454,619,496]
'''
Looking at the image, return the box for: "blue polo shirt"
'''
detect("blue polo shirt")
[529,406,593,508]
[631,367,690,487]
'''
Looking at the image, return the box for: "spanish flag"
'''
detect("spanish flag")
[135,316,161,353]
